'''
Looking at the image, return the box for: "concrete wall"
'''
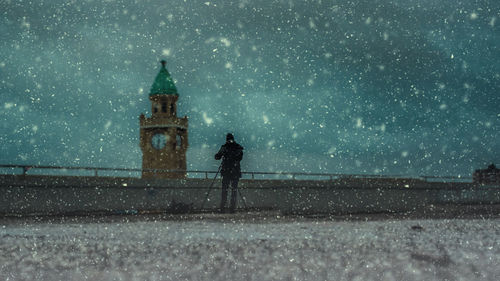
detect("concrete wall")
[1,175,499,216]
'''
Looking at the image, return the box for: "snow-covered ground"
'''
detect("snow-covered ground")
[1,213,499,281]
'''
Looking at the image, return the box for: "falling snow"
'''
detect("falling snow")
[1,0,497,175]
[0,3,499,279]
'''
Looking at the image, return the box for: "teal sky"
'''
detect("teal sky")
[1,0,499,177]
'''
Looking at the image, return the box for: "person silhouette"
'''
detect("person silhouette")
[215,133,244,213]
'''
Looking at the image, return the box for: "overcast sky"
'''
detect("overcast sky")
[1,0,499,177]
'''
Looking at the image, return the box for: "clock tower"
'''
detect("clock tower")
[139,60,188,179]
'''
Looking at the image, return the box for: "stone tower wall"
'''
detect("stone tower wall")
[140,95,188,179]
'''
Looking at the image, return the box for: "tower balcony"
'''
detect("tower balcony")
[140,115,188,130]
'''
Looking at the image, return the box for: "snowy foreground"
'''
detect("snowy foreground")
[1,213,499,281]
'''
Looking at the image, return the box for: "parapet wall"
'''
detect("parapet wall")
[1,175,499,216]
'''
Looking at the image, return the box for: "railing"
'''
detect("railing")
[0,164,474,183]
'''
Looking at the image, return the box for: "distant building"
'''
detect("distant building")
[473,164,500,184]
[139,60,188,179]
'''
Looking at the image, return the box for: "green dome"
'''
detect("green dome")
[149,60,178,96]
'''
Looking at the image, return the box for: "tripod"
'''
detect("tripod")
[200,163,248,211]
[237,188,248,209]
[200,163,222,210]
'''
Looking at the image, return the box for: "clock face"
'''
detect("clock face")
[151,133,167,150]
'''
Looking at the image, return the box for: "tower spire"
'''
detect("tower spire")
[150,60,178,96]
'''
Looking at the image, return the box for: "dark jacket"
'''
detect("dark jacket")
[215,141,244,178]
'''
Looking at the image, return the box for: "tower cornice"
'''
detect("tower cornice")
[140,116,188,130]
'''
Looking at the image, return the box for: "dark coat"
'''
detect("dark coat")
[215,141,244,178]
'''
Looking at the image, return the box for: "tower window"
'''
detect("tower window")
[162,103,167,113]
[153,106,158,113]
[170,103,175,115]
[176,134,182,148]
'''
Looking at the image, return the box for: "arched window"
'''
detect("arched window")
[170,103,175,115]
[161,103,167,113]
[176,134,182,148]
